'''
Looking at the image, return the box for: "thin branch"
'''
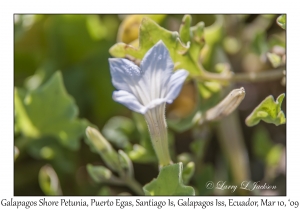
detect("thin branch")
[195,68,285,83]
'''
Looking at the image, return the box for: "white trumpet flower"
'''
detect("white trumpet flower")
[109,40,189,166]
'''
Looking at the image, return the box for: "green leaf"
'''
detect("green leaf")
[109,16,206,76]
[143,163,195,195]
[15,71,90,150]
[252,32,268,55]
[110,17,187,58]
[267,52,282,68]
[86,15,107,41]
[245,93,286,127]
[277,15,286,30]
[25,136,77,173]
[24,63,56,91]
[117,15,166,44]
[179,15,192,44]
[102,116,134,150]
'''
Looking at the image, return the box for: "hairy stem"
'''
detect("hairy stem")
[144,104,172,167]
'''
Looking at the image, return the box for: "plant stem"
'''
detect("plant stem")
[126,178,144,195]
[196,68,285,83]
[144,104,172,167]
[216,108,250,195]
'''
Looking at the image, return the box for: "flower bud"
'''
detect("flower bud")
[85,126,119,171]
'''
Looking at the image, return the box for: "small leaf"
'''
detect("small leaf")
[267,52,282,68]
[246,93,286,127]
[179,15,192,44]
[277,15,286,30]
[14,71,90,150]
[143,163,195,196]
[39,165,62,195]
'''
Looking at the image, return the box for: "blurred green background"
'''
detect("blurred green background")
[14,14,286,196]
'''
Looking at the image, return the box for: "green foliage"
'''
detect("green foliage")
[25,136,77,174]
[85,127,120,172]
[252,126,273,159]
[168,110,201,132]
[246,94,286,126]
[143,163,195,195]
[179,15,191,44]
[277,15,286,30]
[102,116,135,150]
[110,15,207,76]
[128,113,157,163]
[14,14,286,196]
[195,164,214,195]
[252,32,268,55]
[252,126,284,170]
[117,15,166,43]
[15,71,90,150]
